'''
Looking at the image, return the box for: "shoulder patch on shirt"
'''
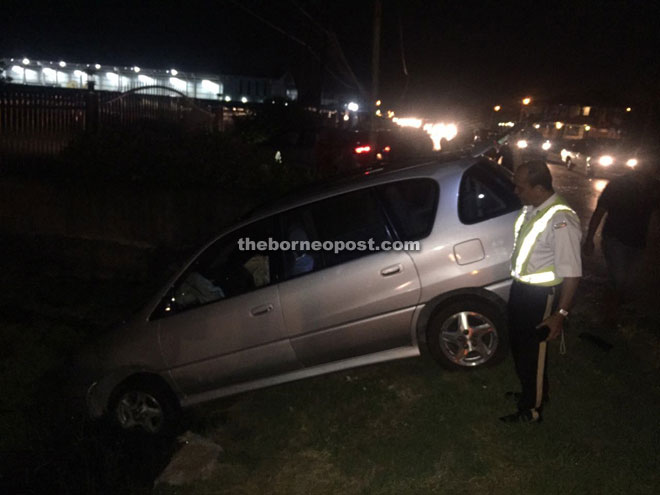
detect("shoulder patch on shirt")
[553,221,567,230]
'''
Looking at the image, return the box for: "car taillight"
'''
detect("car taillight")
[354,145,372,154]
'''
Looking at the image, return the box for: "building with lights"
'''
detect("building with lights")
[0,57,298,103]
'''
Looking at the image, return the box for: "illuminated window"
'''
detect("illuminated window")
[582,106,591,116]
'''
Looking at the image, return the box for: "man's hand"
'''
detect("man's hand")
[537,313,565,341]
[583,238,595,257]
[584,206,606,257]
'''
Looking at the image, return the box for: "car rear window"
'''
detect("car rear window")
[376,179,438,240]
[459,162,520,224]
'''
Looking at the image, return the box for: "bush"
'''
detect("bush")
[58,120,314,198]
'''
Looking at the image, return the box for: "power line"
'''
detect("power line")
[226,0,356,90]
[288,0,367,97]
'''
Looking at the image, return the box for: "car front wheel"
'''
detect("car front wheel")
[426,298,508,370]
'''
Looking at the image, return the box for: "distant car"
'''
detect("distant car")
[346,129,396,166]
[346,128,435,166]
[75,157,520,434]
[268,127,433,174]
[560,139,639,177]
[497,128,552,169]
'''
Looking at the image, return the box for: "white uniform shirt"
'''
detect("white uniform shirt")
[521,193,582,278]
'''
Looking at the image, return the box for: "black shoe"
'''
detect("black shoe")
[504,391,550,406]
[499,409,542,424]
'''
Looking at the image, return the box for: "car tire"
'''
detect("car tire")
[109,377,181,436]
[426,298,508,371]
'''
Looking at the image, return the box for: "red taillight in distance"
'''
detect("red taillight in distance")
[354,145,372,154]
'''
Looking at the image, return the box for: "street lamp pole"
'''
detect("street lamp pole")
[520,97,531,123]
[491,105,501,129]
[370,0,382,147]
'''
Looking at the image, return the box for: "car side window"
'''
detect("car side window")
[376,179,438,241]
[312,188,393,268]
[459,163,521,224]
[280,207,321,280]
[156,218,277,317]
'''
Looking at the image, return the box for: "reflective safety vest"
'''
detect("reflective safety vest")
[511,197,577,286]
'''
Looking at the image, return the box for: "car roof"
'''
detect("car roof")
[243,154,482,223]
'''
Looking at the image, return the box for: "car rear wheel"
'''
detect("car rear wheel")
[109,377,180,436]
[426,298,508,371]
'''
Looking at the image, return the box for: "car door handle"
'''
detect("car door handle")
[380,264,402,277]
[250,304,274,316]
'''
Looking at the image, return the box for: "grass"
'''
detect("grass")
[172,325,659,495]
[1,249,659,494]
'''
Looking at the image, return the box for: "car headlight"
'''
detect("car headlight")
[626,158,637,167]
[517,139,528,149]
[542,141,551,151]
[598,155,614,166]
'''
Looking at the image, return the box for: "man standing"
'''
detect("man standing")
[500,160,582,423]
[583,160,659,322]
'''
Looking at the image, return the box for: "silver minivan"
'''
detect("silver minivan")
[78,157,520,434]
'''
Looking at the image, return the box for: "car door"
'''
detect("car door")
[155,217,300,396]
[277,186,421,366]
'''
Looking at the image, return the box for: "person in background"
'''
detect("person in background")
[583,159,660,323]
[501,160,582,424]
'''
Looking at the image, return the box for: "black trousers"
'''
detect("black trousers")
[508,280,558,412]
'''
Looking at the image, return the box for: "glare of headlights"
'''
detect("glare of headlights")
[598,155,614,166]
[626,158,638,167]
[517,139,528,149]
[542,141,551,151]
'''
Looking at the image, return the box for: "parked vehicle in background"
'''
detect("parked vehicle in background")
[560,139,639,177]
[75,156,520,435]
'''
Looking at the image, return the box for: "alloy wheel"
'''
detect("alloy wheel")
[115,390,164,433]
[438,311,498,367]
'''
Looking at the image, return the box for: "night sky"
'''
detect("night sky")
[4,0,660,115]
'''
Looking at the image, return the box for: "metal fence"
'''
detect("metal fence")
[0,85,87,157]
[98,85,221,132]
[0,84,229,159]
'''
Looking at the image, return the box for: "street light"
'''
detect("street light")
[493,105,501,112]
[519,97,531,122]
[626,107,632,112]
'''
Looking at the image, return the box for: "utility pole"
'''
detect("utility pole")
[370,0,382,145]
